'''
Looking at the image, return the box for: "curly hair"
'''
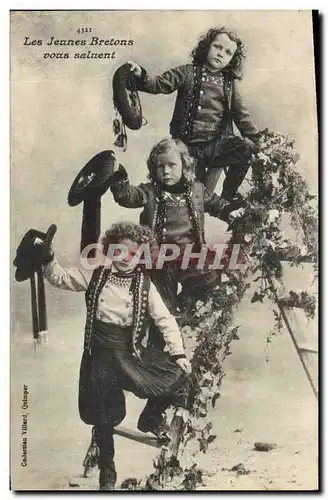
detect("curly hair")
[191,27,245,79]
[147,137,195,185]
[101,221,158,256]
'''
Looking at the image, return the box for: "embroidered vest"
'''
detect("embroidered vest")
[178,64,233,143]
[83,266,151,356]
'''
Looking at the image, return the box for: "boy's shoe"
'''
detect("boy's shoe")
[220,191,244,204]
[137,412,170,444]
[219,193,246,222]
[99,466,117,491]
[227,192,244,203]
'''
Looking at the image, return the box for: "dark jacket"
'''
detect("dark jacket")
[109,167,226,245]
[136,63,258,143]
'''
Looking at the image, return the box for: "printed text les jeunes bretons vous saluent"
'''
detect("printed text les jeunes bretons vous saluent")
[23,36,134,60]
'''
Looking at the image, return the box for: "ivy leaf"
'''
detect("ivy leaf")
[242,283,251,293]
[230,326,240,340]
[305,193,317,202]
[207,435,217,444]
[198,437,208,453]
[300,245,308,256]
[251,292,264,303]
[204,422,213,433]
[211,393,220,408]
[267,208,280,223]
[267,239,276,250]
[271,174,280,188]
[202,371,214,382]
[176,408,190,423]
[258,152,270,164]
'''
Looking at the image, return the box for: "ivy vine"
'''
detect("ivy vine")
[121,129,318,491]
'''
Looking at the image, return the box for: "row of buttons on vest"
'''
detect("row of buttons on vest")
[198,90,204,109]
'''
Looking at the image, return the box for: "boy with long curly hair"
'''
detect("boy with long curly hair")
[128,26,260,199]
[39,221,191,490]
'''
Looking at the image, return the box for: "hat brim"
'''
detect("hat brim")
[15,265,36,282]
[68,150,116,207]
[113,63,142,131]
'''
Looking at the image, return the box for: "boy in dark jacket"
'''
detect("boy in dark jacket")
[128,26,260,199]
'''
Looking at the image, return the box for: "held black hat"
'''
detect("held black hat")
[13,225,57,282]
[68,150,117,207]
[112,63,143,131]
[13,225,57,340]
[14,229,48,282]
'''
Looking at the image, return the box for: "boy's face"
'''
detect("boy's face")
[155,150,183,187]
[112,238,139,273]
[206,33,237,72]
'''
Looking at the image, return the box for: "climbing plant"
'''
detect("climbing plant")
[122,129,318,491]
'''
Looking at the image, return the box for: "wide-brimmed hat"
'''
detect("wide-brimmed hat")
[13,228,50,282]
[68,150,122,256]
[68,150,117,207]
[112,63,143,131]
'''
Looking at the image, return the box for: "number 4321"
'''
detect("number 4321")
[76,27,92,34]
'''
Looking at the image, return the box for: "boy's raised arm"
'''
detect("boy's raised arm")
[132,63,189,95]
[44,257,91,292]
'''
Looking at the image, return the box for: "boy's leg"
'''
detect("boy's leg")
[178,267,221,305]
[94,425,117,490]
[188,143,210,186]
[202,138,252,197]
[220,159,250,200]
[187,142,223,195]
[86,348,126,490]
[203,167,224,194]
[93,386,126,490]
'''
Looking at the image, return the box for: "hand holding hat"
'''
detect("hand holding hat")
[33,237,55,265]
[13,224,57,343]
[107,153,128,185]
[13,225,57,282]
[127,60,142,78]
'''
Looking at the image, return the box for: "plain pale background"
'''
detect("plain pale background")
[9,9,319,492]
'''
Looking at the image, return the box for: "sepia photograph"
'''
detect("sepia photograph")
[10,9,318,491]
